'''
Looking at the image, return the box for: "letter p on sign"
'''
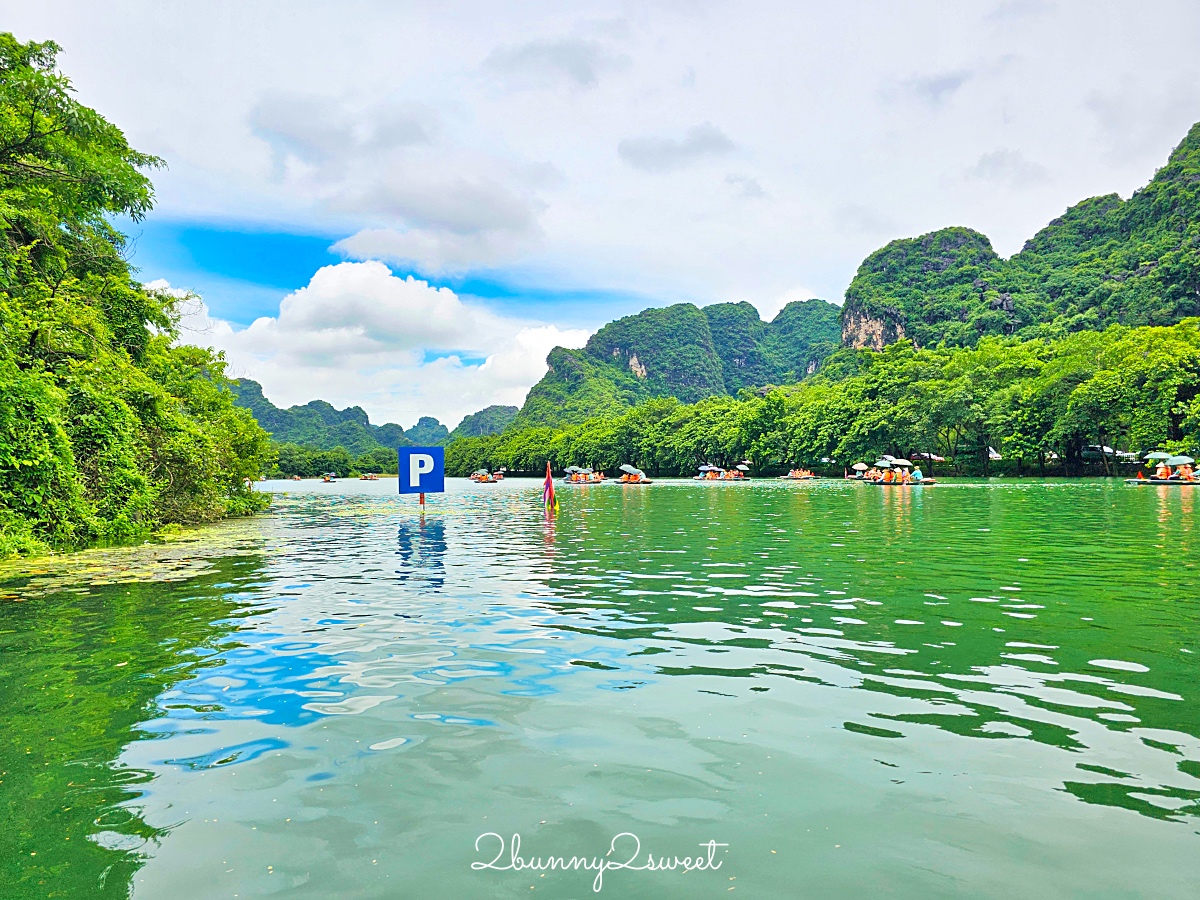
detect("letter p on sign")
[398,446,445,494]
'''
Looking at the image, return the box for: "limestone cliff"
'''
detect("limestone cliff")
[840,303,907,351]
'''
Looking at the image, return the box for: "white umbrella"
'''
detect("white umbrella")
[892,459,914,468]
[851,463,869,472]
[1166,455,1194,466]
[1144,451,1172,461]
[736,464,750,471]
[619,464,643,475]
[874,460,893,468]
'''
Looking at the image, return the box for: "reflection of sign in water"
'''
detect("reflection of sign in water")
[396,519,447,588]
[398,446,445,494]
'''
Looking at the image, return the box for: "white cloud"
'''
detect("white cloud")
[157,264,589,428]
[618,122,736,173]
[482,38,629,89]
[13,0,1200,305]
[247,93,546,274]
[726,174,766,199]
[902,69,974,107]
[967,149,1049,188]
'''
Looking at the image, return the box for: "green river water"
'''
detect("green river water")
[1,478,1198,898]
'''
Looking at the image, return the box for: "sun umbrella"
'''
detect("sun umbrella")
[1166,455,1194,466]
[699,464,721,472]
[581,467,594,474]
[619,464,642,475]
[891,459,914,467]
[564,466,581,474]
[736,464,750,471]
[1143,451,1172,461]
[851,463,869,471]
[882,455,896,461]
[874,460,893,468]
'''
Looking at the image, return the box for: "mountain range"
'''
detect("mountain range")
[232,120,1200,442]
[228,380,516,453]
[512,298,841,428]
[841,121,1200,349]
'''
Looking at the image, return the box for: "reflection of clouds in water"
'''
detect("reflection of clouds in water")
[108,481,1200,842]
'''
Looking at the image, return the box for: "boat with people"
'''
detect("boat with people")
[1126,452,1196,485]
[612,464,653,484]
[846,462,870,480]
[469,469,501,483]
[779,467,817,480]
[359,473,379,481]
[322,472,338,483]
[562,466,606,484]
[863,457,936,485]
[693,463,751,481]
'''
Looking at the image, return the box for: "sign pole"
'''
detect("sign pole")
[399,445,445,511]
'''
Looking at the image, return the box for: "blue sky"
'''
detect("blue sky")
[126,217,654,330]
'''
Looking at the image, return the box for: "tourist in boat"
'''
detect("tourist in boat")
[911,465,924,483]
[1179,463,1196,481]
[1156,462,1172,480]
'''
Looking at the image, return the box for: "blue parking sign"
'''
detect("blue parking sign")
[398,446,445,494]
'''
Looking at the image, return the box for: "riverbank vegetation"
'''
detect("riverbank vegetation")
[268,443,399,478]
[445,321,1200,478]
[0,35,271,556]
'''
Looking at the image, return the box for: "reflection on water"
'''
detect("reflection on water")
[396,518,446,589]
[1,479,1198,898]
[0,523,268,898]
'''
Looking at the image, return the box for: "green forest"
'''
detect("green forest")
[842,122,1200,349]
[446,320,1200,478]
[0,35,271,556]
[230,379,518,477]
[512,298,841,428]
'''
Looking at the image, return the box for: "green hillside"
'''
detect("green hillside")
[512,298,842,428]
[449,405,518,439]
[842,121,1200,348]
[230,379,413,453]
[230,379,500,452]
[406,416,451,446]
[448,319,1200,479]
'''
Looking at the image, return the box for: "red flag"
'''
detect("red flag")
[543,461,558,514]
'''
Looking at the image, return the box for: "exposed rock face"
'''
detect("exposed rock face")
[841,304,907,350]
[628,354,647,378]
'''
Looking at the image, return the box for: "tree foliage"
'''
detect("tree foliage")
[512,298,842,429]
[0,34,272,556]
[446,321,1200,478]
[842,122,1200,348]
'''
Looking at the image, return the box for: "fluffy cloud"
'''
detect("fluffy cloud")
[248,93,546,273]
[14,0,1200,307]
[482,37,629,89]
[159,263,589,428]
[967,149,1049,188]
[903,69,974,107]
[618,122,736,173]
